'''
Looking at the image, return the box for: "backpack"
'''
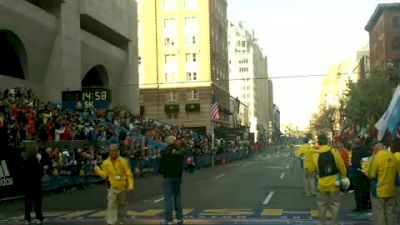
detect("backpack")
[318,148,339,177]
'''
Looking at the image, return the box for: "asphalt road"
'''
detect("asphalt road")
[0,149,373,225]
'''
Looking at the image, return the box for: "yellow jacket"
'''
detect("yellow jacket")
[295,143,316,173]
[311,145,347,192]
[394,152,400,187]
[95,157,134,191]
[368,150,397,198]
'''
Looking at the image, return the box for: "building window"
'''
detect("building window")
[164,37,176,47]
[393,16,400,28]
[185,35,197,45]
[165,54,176,64]
[184,0,197,9]
[186,72,197,81]
[187,90,199,100]
[139,94,144,103]
[164,18,176,29]
[185,17,198,30]
[163,0,176,11]
[392,36,400,50]
[166,91,178,101]
[138,56,142,65]
[185,53,197,62]
[165,73,177,83]
[164,18,177,47]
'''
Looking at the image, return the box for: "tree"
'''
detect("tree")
[340,70,395,132]
[313,106,337,135]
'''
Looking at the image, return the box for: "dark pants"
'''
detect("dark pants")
[24,189,43,221]
[354,172,371,209]
[163,177,183,223]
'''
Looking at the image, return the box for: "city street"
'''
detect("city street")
[0,149,372,225]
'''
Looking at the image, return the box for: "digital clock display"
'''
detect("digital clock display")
[62,89,111,110]
[81,89,110,101]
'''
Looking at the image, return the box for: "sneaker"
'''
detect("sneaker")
[177,220,184,225]
[24,220,30,225]
[35,219,43,225]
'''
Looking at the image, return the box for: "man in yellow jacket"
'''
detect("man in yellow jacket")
[362,143,397,225]
[95,144,134,225]
[311,134,347,225]
[295,138,316,196]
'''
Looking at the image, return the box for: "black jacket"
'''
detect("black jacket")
[23,157,43,190]
[159,143,184,178]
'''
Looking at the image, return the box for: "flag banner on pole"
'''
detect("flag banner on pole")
[211,94,220,121]
[375,85,400,140]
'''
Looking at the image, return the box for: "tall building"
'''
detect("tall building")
[354,45,371,80]
[137,0,230,135]
[227,21,272,143]
[0,0,139,113]
[317,46,369,134]
[365,3,400,72]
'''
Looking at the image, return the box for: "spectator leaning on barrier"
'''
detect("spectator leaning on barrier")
[362,143,398,225]
[311,134,347,225]
[159,135,184,225]
[94,144,134,225]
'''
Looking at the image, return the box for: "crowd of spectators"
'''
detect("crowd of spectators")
[0,88,251,179]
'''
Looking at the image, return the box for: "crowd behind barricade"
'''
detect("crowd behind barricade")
[0,88,252,181]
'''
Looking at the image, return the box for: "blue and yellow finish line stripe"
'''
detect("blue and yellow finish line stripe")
[1,208,372,222]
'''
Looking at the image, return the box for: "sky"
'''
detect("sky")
[227,0,395,131]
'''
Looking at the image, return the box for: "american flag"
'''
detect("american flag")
[210,94,220,121]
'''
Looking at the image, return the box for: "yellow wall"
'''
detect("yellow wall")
[138,0,213,89]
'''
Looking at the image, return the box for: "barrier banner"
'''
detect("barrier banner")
[0,150,24,200]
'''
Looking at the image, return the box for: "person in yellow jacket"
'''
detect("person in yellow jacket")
[295,138,316,196]
[95,144,134,225]
[390,139,400,225]
[310,134,347,225]
[362,143,397,225]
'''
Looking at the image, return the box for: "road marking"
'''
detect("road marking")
[215,174,226,179]
[153,197,164,203]
[286,164,290,169]
[280,173,285,179]
[262,191,274,205]
[264,166,285,169]
[240,164,247,169]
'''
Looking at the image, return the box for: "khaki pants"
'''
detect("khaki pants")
[302,169,316,195]
[316,191,340,225]
[107,188,128,225]
[395,187,400,224]
[371,194,395,225]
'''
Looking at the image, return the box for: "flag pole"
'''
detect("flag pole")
[211,119,215,167]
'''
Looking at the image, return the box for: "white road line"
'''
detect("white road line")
[262,191,274,205]
[280,172,285,179]
[286,164,290,169]
[264,166,286,169]
[153,197,164,203]
[215,174,226,179]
